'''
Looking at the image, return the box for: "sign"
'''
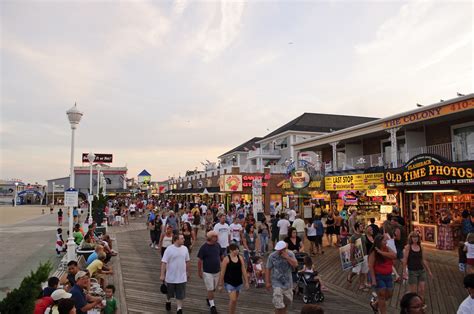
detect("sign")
[242,175,268,187]
[303,205,313,218]
[82,153,113,163]
[380,205,393,214]
[252,178,263,217]
[325,173,384,191]
[64,188,79,207]
[87,194,94,202]
[291,170,310,189]
[366,186,388,196]
[220,175,243,192]
[384,154,474,188]
[383,98,474,129]
[53,184,65,193]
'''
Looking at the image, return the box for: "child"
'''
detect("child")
[42,277,59,297]
[57,208,63,226]
[104,284,117,314]
[459,241,467,273]
[252,256,265,286]
[340,221,349,246]
[55,228,64,257]
[464,232,474,274]
[300,256,326,290]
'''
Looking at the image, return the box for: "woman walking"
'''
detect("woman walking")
[159,225,174,257]
[182,222,195,253]
[284,227,304,253]
[368,234,397,314]
[243,225,260,264]
[218,243,249,314]
[306,219,317,255]
[402,232,432,301]
[258,217,270,254]
[334,210,343,246]
[325,211,335,247]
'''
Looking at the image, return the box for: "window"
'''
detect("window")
[452,123,474,161]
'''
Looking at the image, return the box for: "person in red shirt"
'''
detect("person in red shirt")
[368,234,397,314]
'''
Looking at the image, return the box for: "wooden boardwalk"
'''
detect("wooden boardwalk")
[112,221,466,313]
[115,226,371,314]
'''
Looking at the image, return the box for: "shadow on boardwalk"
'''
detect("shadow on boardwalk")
[115,225,370,314]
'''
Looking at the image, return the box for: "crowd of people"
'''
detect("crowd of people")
[42,197,474,314]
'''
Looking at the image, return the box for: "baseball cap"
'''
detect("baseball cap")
[75,270,89,281]
[274,241,287,251]
[51,289,72,301]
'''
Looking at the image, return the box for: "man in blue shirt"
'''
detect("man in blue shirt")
[70,271,103,314]
[86,245,104,266]
[313,216,324,254]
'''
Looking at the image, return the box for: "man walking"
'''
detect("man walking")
[265,241,298,314]
[160,234,190,314]
[198,231,222,314]
[213,213,231,256]
[277,215,291,241]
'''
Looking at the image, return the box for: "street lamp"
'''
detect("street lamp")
[66,103,83,262]
[101,172,106,197]
[52,181,55,206]
[87,152,96,224]
[96,164,101,195]
[14,182,18,206]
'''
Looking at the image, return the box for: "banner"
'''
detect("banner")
[325,173,384,191]
[384,154,474,188]
[252,178,263,217]
[220,175,243,192]
[82,153,113,163]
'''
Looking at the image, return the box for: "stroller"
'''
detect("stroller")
[245,250,264,288]
[296,271,324,304]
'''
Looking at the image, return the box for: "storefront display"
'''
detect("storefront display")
[385,154,473,249]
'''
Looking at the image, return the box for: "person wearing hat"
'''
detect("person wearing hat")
[198,230,223,314]
[44,289,73,314]
[265,241,298,314]
[70,271,103,314]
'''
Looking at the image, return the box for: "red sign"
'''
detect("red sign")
[242,175,268,187]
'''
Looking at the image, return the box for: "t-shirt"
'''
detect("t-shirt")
[162,244,190,283]
[197,242,222,274]
[313,220,324,236]
[129,204,136,212]
[42,286,56,297]
[457,295,474,314]
[288,209,296,222]
[213,223,231,248]
[229,223,243,241]
[277,219,291,235]
[87,259,103,276]
[181,213,189,223]
[271,218,279,237]
[86,252,98,266]
[465,242,474,259]
[70,285,87,314]
[34,297,54,314]
[306,223,317,237]
[104,297,117,314]
[292,218,305,233]
[284,237,302,252]
[266,250,296,289]
[73,231,83,246]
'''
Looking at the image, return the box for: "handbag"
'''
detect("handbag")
[160,281,168,294]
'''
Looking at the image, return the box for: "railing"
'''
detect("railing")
[247,148,281,159]
[268,165,287,174]
[399,142,454,163]
[343,153,385,170]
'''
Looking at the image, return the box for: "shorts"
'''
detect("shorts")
[279,234,288,241]
[220,247,228,256]
[352,255,369,274]
[307,236,316,242]
[224,283,242,293]
[296,232,305,240]
[334,226,340,235]
[203,272,220,291]
[467,258,474,266]
[272,287,293,309]
[192,224,199,229]
[166,282,186,300]
[375,274,393,290]
[315,235,323,246]
[408,269,426,285]
[115,216,122,222]
[271,234,279,243]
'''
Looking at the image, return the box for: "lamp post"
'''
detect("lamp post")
[14,182,18,206]
[66,103,83,262]
[96,164,101,195]
[87,152,96,224]
[101,173,106,197]
[52,181,55,206]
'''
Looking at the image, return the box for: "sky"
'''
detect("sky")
[0,0,472,184]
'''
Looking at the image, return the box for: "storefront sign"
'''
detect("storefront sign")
[242,175,268,187]
[291,170,310,189]
[366,186,387,196]
[384,154,474,187]
[325,173,384,191]
[383,98,474,129]
[82,153,113,163]
[220,175,243,192]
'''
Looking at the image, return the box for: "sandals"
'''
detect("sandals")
[347,274,353,284]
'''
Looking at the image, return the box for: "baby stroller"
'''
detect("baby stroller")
[296,271,324,304]
[245,250,264,288]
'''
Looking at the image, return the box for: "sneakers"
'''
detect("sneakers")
[165,302,171,311]
[177,310,182,314]
[210,306,217,314]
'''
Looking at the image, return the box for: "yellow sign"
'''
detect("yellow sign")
[308,181,322,188]
[325,173,384,191]
[366,185,388,196]
[383,98,474,129]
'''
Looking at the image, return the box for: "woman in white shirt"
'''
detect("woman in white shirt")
[306,219,317,256]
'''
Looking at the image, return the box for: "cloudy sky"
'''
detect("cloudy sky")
[1,0,472,184]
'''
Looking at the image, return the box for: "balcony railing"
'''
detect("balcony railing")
[247,148,281,159]
[328,142,457,172]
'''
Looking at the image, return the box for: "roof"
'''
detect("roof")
[219,137,263,158]
[260,113,378,141]
[138,169,152,177]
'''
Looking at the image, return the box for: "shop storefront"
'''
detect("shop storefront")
[325,171,399,224]
[385,154,474,249]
